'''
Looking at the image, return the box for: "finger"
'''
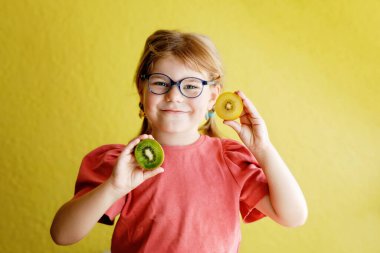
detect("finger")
[143,167,165,180]
[235,90,262,119]
[120,134,150,159]
[139,134,151,140]
[121,138,141,156]
[223,120,242,134]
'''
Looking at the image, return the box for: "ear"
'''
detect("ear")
[138,94,143,107]
[138,78,148,100]
[208,85,221,110]
[139,84,148,106]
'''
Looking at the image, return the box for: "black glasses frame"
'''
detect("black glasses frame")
[140,73,216,98]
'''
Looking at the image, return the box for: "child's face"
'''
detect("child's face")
[142,55,220,135]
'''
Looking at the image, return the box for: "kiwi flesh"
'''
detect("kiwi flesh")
[215,92,243,120]
[134,139,164,170]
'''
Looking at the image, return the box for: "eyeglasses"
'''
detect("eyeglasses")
[140,73,217,98]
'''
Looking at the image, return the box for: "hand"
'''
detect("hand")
[223,90,271,153]
[107,134,164,197]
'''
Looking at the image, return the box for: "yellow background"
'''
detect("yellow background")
[1,0,379,252]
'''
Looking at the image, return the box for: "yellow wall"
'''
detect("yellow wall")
[1,0,379,252]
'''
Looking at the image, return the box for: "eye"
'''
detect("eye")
[152,81,169,87]
[183,84,200,90]
[182,79,202,90]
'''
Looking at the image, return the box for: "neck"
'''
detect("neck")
[151,129,201,146]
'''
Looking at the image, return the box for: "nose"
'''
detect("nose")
[165,83,183,102]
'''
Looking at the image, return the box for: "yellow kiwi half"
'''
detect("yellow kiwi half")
[134,139,164,170]
[215,92,244,120]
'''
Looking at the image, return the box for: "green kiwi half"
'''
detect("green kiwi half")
[215,92,244,120]
[134,139,164,170]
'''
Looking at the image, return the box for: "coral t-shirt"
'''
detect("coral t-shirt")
[74,135,268,253]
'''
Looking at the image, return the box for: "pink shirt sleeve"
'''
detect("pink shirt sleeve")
[73,144,127,225]
[222,139,269,223]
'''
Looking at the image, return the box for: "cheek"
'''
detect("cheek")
[197,90,214,112]
[143,87,157,105]
[142,93,158,117]
[191,100,209,117]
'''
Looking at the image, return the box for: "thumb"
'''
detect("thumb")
[223,120,242,134]
[143,167,165,181]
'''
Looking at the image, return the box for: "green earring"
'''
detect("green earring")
[205,108,215,120]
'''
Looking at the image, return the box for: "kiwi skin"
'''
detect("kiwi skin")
[134,139,164,170]
[215,92,244,121]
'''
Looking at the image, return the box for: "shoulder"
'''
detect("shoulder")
[203,135,242,148]
[202,135,257,162]
[81,144,126,168]
[220,138,245,150]
[76,144,126,182]
[211,137,259,166]
[205,135,250,153]
[206,136,251,155]
[75,144,126,198]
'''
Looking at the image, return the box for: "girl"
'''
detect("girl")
[50,29,308,253]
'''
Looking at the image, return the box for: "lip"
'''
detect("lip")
[161,109,187,113]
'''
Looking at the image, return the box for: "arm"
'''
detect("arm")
[223,91,308,227]
[50,179,125,245]
[50,135,164,245]
[250,143,308,227]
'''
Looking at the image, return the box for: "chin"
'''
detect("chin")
[161,127,189,134]
[158,123,194,134]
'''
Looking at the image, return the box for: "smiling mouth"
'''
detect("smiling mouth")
[162,110,187,113]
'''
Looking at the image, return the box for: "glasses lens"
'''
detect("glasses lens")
[180,78,203,98]
[148,74,170,94]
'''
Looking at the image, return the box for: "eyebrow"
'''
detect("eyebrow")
[148,72,208,81]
